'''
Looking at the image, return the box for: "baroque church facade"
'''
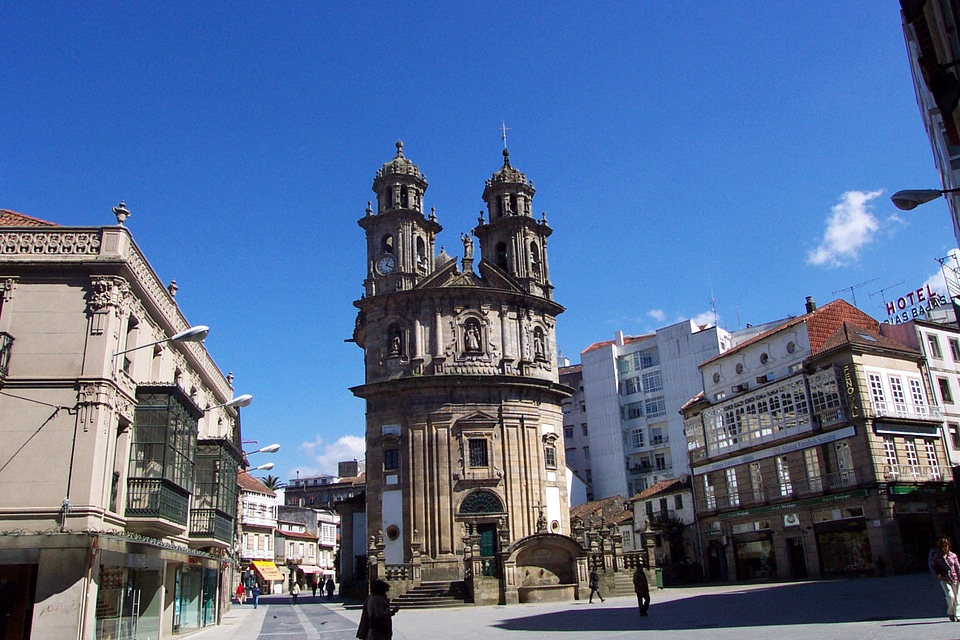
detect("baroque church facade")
[351,142,579,600]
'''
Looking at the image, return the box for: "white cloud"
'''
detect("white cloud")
[647,309,666,322]
[299,434,365,476]
[807,190,883,267]
[691,310,718,327]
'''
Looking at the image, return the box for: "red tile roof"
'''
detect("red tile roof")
[570,495,633,527]
[238,470,276,496]
[816,321,920,358]
[701,299,879,365]
[630,477,689,502]
[0,209,58,227]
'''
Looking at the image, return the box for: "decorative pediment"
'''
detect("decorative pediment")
[478,260,525,293]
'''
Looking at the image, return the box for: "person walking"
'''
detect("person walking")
[235,582,245,605]
[633,565,650,616]
[291,581,300,605]
[252,583,261,609]
[930,537,960,621]
[326,576,336,599]
[588,569,604,603]
[312,579,318,598]
[356,579,399,640]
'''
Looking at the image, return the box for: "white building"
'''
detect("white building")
[581,318,779,500]
[238,471,283,591]
[901,3,960,247]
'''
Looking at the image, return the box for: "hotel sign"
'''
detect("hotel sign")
[883,284,948,324]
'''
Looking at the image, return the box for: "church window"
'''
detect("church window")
[544,442,557,469]
[384,448,399,471]
[400,186,409,208]
[416,237,426,267]
[468,439,489,467]
[459,490,504,515]
[510,194,518,214]
[381,234,394,255]
[495,242,508,270]
[530,242,541,277]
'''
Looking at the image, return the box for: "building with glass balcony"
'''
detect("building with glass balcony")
[684,297,955,582]
[0,208,247,639]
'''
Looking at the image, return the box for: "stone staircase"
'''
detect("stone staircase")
[393,580,469,609]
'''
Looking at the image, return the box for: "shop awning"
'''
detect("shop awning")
[251,561,285,581]
[297,565,322,574]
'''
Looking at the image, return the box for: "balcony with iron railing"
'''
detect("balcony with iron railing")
[879,464,951,482]
[695,469,859,513]
[126,478,190,536]
[864,400,942,422]
[188,508,234,545]
[0,332,12,381]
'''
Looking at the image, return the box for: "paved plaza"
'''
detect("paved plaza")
[199,572,960,640]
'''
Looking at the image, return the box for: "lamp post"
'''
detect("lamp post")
[207,394,254,411]
[112,324,210,359]
[890,187,960,211]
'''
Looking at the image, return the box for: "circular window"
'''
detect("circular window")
[551,520,560,532]
[735,363,744,374]
[385,525,400,541]
[760,353,769,365]
[786,341,796,354]
[712,372,721,384]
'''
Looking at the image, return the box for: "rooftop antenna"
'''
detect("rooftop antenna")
[832,278,878,308]
[869,281,905,313]
[500,120,510,149]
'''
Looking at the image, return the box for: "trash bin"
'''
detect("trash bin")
[655,567,663,589]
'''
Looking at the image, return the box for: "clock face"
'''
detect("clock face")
[376,254,396,275]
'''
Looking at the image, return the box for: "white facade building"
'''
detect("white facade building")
[581,318,778,500]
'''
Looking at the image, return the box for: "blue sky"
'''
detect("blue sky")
[3,3,957,479]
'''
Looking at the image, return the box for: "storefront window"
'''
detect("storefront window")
[734,538,775,579]
[95,566,161,640]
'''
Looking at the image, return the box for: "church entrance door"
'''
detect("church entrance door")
[477,524,498,576]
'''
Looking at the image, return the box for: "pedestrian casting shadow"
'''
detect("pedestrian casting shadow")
[493,573,945,632]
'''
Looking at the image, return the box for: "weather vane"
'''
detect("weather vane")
[500,120,510,149]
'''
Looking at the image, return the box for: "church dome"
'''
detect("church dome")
[486,148,532,190]
[376,140,424,181]
[435,245,454,267]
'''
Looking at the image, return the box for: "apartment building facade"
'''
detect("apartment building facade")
[684,298,955,582]
[0,208,248,639]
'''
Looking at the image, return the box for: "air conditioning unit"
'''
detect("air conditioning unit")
[731,383,747,393]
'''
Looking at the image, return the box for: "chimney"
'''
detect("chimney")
[615,330,625,347]
[805,296,817,313]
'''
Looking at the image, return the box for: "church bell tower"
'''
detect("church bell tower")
[351,141,574,603]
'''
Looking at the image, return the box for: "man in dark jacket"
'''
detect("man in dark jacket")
[633,565,650,616]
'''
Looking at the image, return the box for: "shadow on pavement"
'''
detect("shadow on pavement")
[494,573,946,632]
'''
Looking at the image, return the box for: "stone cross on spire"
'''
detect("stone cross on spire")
[500,120,510,149]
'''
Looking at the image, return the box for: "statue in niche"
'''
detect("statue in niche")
[533,328,545,360]
[465,320,481,352]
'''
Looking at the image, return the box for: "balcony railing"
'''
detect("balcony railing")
[695,470,859,512]
[879,464,950,482]
[126,478,189,525]
[865,401,942,421]
[0,332,12,380]
[189,508,234,543]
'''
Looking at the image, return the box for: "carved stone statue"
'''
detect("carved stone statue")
[461,233,474,260]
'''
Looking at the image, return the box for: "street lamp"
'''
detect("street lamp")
[890,187,960,211]
[250,462,275,472]
[112,324,210,359]
[207,394,254,411]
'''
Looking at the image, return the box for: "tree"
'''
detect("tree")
[261,474,284,491]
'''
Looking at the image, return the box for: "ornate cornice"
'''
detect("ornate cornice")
[0,229,101,256]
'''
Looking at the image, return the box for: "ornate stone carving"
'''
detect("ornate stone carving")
[0,230,101,255]
[1,277,17,303]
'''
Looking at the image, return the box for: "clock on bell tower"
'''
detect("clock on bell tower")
[358,141,441,297]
